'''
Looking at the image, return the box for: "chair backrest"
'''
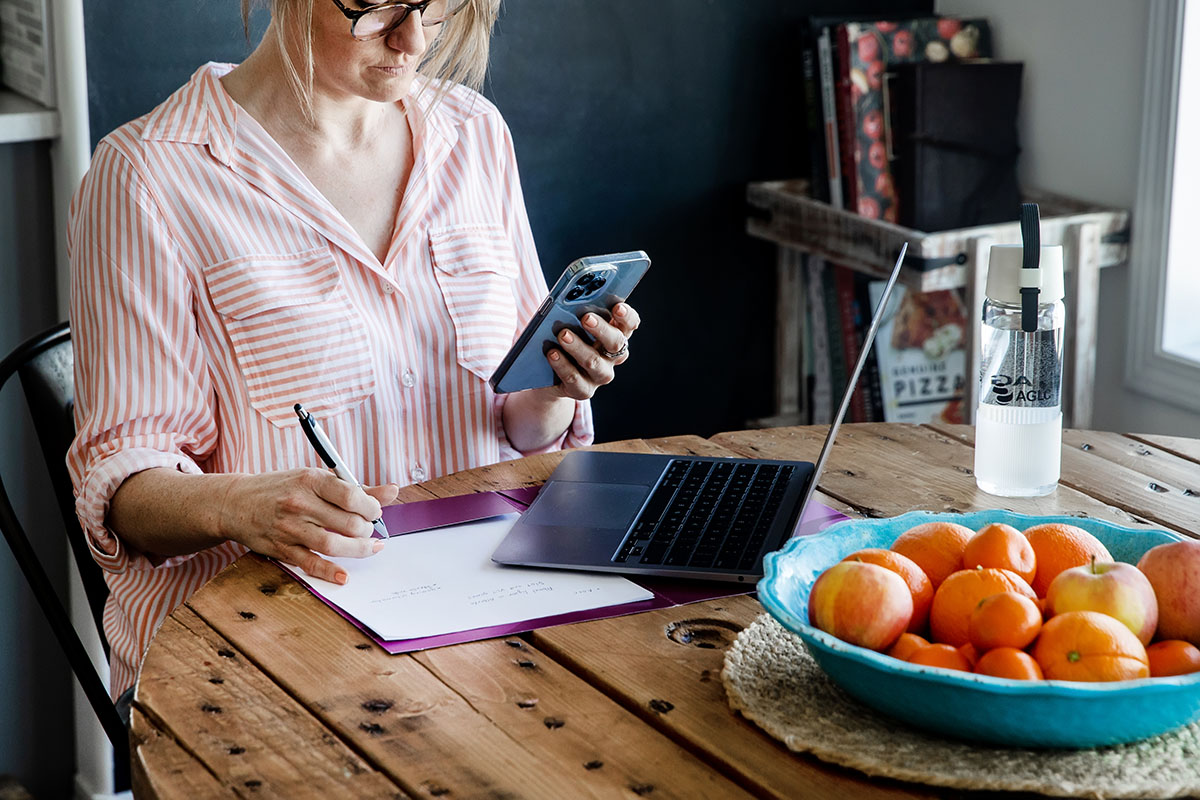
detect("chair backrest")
[0,321,127,755]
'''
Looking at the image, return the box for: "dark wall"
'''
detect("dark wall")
[84,0,932,442]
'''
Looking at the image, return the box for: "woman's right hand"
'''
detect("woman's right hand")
[216,468,399,584]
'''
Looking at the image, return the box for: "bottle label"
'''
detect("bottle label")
[978,327,1063,409]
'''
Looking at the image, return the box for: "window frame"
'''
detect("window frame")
[1126,0,1200,413]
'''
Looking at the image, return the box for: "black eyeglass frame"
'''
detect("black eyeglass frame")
[328,0,468,40]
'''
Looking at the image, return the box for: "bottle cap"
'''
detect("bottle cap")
[985,244,1065,304]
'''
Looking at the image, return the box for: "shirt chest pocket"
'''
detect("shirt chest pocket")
[429,224,520,381]
[202,248,376,428]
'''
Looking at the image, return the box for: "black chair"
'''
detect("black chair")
[0,321,129,775]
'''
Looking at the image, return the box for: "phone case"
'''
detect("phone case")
[489,251,650,394]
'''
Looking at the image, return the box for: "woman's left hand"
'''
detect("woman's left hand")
[546,301,641,400]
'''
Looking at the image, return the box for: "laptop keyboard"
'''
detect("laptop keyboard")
[613,459,795,572]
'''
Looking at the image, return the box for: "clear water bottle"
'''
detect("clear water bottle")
[974,243,1066,497]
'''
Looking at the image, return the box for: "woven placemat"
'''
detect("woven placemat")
[722,614,1200,799]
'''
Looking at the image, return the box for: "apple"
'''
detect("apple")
[809,561,913,651]
[1138,540,1200,646]
[1045,560,1158,645]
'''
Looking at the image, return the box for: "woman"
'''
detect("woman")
[67,0,640,703]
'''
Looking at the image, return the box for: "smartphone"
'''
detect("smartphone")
[489,251,650,394]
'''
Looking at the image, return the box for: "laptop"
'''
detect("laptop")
[492,244,909,583]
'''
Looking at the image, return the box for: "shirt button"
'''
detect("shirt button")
[401,369,416,388]
[383,284,394,294]
[411,466,427,482]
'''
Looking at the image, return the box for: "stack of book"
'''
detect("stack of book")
[799,14,1010,426]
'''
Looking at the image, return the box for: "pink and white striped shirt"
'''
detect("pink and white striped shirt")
[67,62,592,698]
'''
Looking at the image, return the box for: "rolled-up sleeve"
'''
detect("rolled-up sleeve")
[66,139,219,573]
[490,115,594,459]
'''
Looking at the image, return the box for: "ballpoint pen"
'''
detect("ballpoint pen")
[294,403,389,538]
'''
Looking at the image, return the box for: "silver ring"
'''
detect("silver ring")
[599,339,629,359]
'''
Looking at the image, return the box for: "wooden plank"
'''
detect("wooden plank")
[184,555,734,798]
[746,181,1129,294]
[644,434,741,458]
[962,234,994,424]
[412,637,755,799]
[928,425,1197,536]
[134,607,408,799]
[130,707,235,800]
[712,423,1166,528]
[1129,433,1200,464]
[1063,221,1101,429]
[529,595,937,799]
[775,246,807,417]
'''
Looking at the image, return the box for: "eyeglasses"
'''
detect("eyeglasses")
[329,0,469,41]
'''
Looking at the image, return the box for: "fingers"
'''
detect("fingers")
[306,470,382,537]
[610,302,641,337]
[365,483,401,507]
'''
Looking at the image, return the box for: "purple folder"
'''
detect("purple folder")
[294,489,849,654]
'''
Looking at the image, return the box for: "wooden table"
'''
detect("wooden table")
[130,423,1200,799]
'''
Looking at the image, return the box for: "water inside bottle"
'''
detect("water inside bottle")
[974,403,1062,497]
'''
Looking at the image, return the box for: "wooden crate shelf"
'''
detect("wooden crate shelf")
[746,179,1131,430]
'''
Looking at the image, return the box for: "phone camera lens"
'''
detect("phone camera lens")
[566,286,585,301]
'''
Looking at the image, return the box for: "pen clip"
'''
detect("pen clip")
[295,404,337,470]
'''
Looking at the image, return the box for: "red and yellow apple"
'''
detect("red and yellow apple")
[1045,560,1158,645]
[1138,540,1200,646]
[809,561,913,651]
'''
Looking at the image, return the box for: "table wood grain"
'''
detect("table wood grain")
[130,425,1200,799]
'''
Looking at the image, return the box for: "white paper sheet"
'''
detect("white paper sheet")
[280,514,655,641]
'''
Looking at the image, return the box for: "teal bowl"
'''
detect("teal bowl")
[758,510,1200,748]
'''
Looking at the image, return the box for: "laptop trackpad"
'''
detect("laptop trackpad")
[527,481,646,530]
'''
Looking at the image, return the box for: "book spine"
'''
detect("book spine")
[802,32,829,203]
[816,28,843,208]
[833,265,867,423]
[834,24,859,214]
[806,258,832,424]
[855,273,884,421]
[820,259,846,424]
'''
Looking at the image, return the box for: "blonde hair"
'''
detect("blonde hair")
[240,0,500,118]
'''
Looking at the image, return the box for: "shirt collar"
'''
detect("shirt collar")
[138,63,467,167]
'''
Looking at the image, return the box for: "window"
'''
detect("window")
[1127,0,1200,412]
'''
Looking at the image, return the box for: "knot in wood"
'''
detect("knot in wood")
[665,618,742,649]
[515,659,537,669]
[426,784,451,797]
[362,699,393,714]
[217,649,236,659]
[504,639,524,649]
[208,677,224,684]
[1147,481,1169,493]
[516,698,538,709]
[355,643,372,650]
[543,717,565,729]
[239,611,256,620]
[648,699,674,714]
[201,704,222,714]
[583,760,603,770]
[244,780,262,789]
[359,722,385,735]
[630,783,655,795]
[258,584,277,596]
[228,746,245,755]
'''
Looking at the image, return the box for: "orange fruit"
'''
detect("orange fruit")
[908,642,972,672]
[929,567,1036,647]
[890,521,974,589]
[842,548,934,632]
[1146,640,1200,677]
[957,642,979,668]
[1032,610,1150,681]
[1023,523,1113,596]
[887,632,929,662]
[968,591,1043,651]
[975,647,1044,680]
[962,523,1037,584]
